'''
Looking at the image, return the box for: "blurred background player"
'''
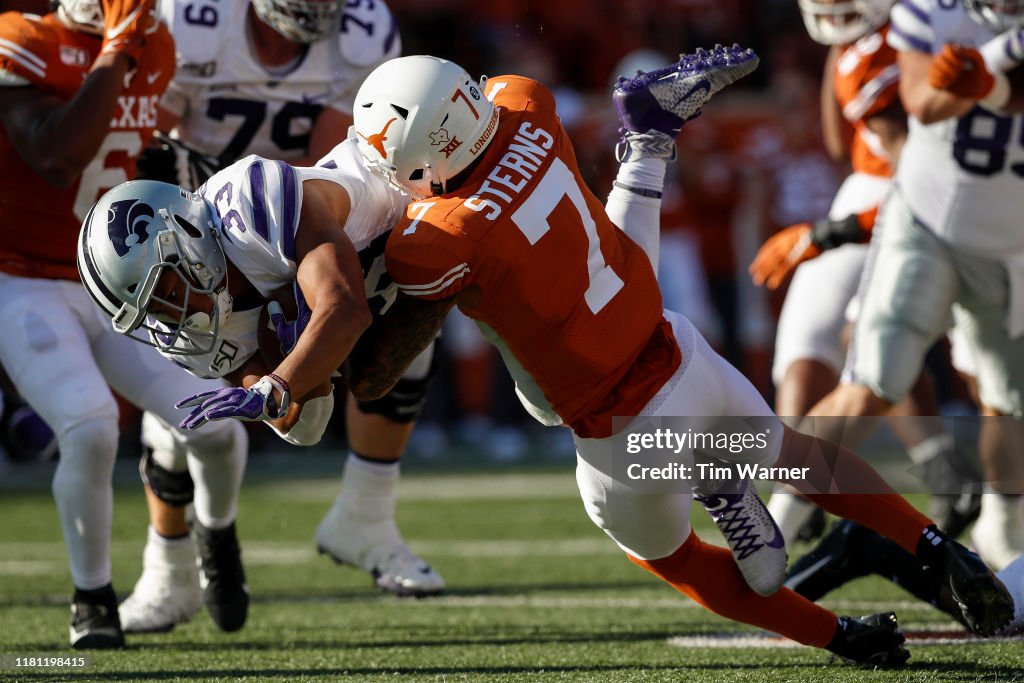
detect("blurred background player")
[752,0,981,548]
[0,0,249,648]
[119,0,443,634]
[801,0,1024,571]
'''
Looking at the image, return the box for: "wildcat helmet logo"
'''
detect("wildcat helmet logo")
[358,117,398,159]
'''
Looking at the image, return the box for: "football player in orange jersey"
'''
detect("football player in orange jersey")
[0,0,250,647]
[331,52,1017,661]
[750,0,981,549]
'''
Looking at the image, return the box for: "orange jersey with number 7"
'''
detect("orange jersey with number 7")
[385,75,681,439]
[0,12,173,280]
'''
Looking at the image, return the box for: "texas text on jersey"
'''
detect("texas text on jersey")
[385,76,681,439]
[0,12,174,280]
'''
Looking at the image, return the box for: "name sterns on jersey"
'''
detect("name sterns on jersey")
[464,122,553,220]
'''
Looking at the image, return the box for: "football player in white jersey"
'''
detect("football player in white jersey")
[753,0,980,548]
[0,0,249,648]
[119,0,444,632]
[803,0,1024,570]
[154,0,398,165]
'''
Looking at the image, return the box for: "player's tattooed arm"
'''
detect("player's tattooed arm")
[347,292,457,401]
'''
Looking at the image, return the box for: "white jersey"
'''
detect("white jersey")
[159,140,409,379]
[889,0,1024,257]
[158,0,400,162]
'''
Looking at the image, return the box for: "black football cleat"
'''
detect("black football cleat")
[785,520,871,601]
[70,584,125,649]
[931,533,1014,636]
[194,521,249,632]
[825,612,909,667]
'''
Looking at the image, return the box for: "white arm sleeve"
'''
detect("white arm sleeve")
[270,391,335,446]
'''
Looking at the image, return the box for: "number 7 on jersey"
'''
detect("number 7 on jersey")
[511,158,624,314]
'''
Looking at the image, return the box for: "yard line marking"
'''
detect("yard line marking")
[0,560,57,575]
[667,628,1024,649]
[265,473,580,502]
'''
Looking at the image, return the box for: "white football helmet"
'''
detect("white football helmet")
[77,180,230,357]
[798,0,897,45]
[251,0,344,43]
[56,0,103,34]
[965,0,1024,32]
[351,55,498,199]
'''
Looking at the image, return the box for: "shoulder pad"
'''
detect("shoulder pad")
[0,12,53,85]
[338,0,400,67]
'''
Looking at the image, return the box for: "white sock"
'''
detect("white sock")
[907,433,955,465]
[336,452,399,521]
[53,417,119,590]
[766,493,816,549]
[605,157,667,273]
[979,486,1023,522]
[145,525,195,567]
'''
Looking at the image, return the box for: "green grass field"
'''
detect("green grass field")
[1,456,1022,682]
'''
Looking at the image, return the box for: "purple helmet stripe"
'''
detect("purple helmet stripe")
[248,161,269,241]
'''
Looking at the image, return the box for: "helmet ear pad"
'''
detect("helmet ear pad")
[351,56,498,198]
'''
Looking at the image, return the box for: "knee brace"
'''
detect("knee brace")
[355,347,436,423]
[139,447,194,506]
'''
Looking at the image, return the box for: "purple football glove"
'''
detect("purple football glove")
[176,377,287,429]
[268,282,311,356]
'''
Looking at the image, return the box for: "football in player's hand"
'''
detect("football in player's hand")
[257,285,299,369]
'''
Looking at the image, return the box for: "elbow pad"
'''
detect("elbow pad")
[271,391,335,446]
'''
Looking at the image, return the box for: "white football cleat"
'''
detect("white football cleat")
[118,528,202,633]
[315,503,445,597]
[696,483,788,596]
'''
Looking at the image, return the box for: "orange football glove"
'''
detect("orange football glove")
[749,223,822,290]
[928,44,995,100]
[98,0,158,66]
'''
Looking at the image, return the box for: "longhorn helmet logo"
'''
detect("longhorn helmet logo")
[357,117,398,159]
[107,198,156,258]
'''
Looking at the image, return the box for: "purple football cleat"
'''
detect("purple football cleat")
[613,43,759,138]
[696,482,788,596]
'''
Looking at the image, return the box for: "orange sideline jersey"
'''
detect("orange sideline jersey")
[385,75,681,439]
[833,27,900,178]
[0,12,174,280]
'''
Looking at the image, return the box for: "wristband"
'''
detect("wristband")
[264,374,291,417]
[982,70,1011,109]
